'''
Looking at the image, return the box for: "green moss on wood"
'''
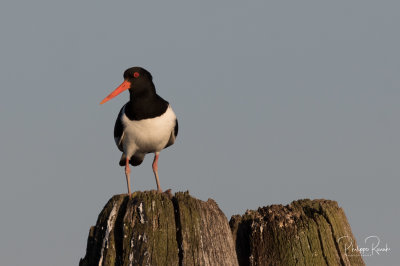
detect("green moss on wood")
[230,199,365,266]
[122,191,179,265]
[81,193,361,266]
[80,191,237,266]
[173,192,203,265]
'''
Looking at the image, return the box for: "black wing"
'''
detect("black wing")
[114,104,127,152]
[174,118,179,137]
[165,118,178,149]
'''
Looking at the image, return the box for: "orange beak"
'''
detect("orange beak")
[100,80,131,104]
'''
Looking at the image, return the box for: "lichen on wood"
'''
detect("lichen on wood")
[230,199,365,266]
[79,194,127,266]
[80,193,364,266]
[80,191,237,266]
[173,192,239,266]
[121,192,179,266]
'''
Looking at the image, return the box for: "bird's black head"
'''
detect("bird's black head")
[100,66,155,104]
[124,67,155,96]
[123,66,153,82]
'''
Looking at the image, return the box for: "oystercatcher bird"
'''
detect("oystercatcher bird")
[100,67,178,198]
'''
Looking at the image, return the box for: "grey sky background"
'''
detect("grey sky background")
[1,1,399,265]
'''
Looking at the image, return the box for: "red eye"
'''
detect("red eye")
[133,72,140,78]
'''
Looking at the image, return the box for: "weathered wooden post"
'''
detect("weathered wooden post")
[230,199,365,266]
[79,191,238,266]
[80,193,364,265]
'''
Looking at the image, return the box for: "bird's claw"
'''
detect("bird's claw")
[163,189,173,199]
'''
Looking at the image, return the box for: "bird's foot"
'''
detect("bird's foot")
[163,189,173,199]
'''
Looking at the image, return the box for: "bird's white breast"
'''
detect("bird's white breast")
[119,105,176,157]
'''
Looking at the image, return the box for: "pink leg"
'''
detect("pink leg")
[125,157,132,198]
[152,153,162,192]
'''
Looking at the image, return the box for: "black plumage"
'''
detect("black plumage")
[101,66,178,195]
